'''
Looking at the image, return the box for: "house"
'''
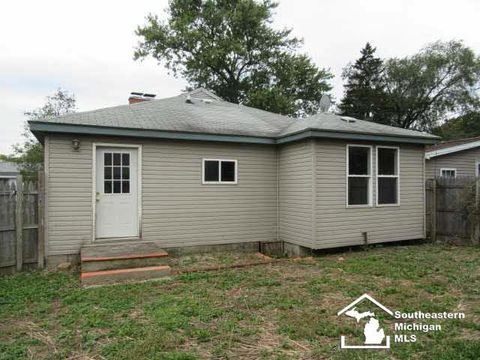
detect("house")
[29,88,438,268]
[0,161,20,188]
[425,136,480,178]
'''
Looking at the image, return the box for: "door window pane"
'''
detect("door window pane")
[104,153,112,166]
[104,181,112,194]
[221,161,236,182]
[113,153,121,165]
[113,166,121,179]
[122,167,130,180]
[122,181,130,193]
[113,181,121,193]
[204,161,219,182]
[104,167,112,179]
[122,153,130,166]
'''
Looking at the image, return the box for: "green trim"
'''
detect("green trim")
[29,122,275,145]
[277,129,438,145]
[29,121,437,145]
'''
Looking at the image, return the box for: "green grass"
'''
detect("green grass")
[0,244,479,359]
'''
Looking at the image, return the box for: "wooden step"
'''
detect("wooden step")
[81,265,171,286]
[81,242,169,272]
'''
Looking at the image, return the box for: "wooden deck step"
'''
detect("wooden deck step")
[81,242,169,272]
[81,265,171,286]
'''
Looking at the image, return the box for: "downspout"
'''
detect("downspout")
[276,145,280,243]
[311,139,317,250]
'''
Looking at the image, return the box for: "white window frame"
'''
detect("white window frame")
[440,168,457,178]
[346,144,373,208]
[376,146,400,207]
[202,158,238,184]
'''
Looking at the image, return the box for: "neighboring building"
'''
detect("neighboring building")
[425,136,480,179]
[28,88,438,266]
[0,161,19,188]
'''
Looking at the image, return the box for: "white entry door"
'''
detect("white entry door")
[95,147,139,239]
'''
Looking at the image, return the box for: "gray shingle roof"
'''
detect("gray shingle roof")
[0,162,19,176]
[31,88,438,142]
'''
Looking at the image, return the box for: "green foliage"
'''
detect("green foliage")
[341,40,480,131]
[432,111,480,140]
[339,43,386,122]
[1,245,479,359]
[10,89,76,180]
[135,0,332,117]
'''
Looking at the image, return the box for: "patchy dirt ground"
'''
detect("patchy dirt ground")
[0,244,479,359]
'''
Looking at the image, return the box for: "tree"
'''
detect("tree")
[12,89,76,180]
[432,111,480,140]
[134,0,332,117]
[381,41,480,131]
[341,41,480,131]
[339,43,386,122]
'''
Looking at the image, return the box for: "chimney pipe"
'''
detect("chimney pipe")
[128,92,156,104]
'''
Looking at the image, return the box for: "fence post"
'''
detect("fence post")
[37,171,45,269]
[473,178,480,244]
[431,179,437,242]
[15,175,24,271]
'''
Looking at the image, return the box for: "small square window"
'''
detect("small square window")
[203,159,237,184]
[440,169,456,178]
[204,161,219,182]
[221,161,236,182]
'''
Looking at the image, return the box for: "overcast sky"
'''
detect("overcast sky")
[1,0,479,154]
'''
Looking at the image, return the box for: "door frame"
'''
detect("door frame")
[92,142,142,242]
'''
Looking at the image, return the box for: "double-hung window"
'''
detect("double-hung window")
[376,147,399,205]
[347,145,372,206]
[203,159,237,184]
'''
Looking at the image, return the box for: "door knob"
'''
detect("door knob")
[96,192,100,202]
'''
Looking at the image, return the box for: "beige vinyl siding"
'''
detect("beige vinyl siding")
[426,147,480,178]
[46,135,277,255]
[278,140,313,247]
[46,136,93,255]
[314,140,425,249]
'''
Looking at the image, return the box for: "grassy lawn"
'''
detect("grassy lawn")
[1,244,479,359]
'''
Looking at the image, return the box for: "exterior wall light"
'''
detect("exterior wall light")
[72,139,80,151]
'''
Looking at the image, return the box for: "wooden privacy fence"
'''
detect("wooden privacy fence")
[0,173,44,274]
[426,177,480,245]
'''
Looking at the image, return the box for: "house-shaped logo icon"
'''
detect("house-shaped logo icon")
[337,293,393,349]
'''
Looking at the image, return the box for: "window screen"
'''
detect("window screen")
[347,146,371,206]
[377,147,399,205]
